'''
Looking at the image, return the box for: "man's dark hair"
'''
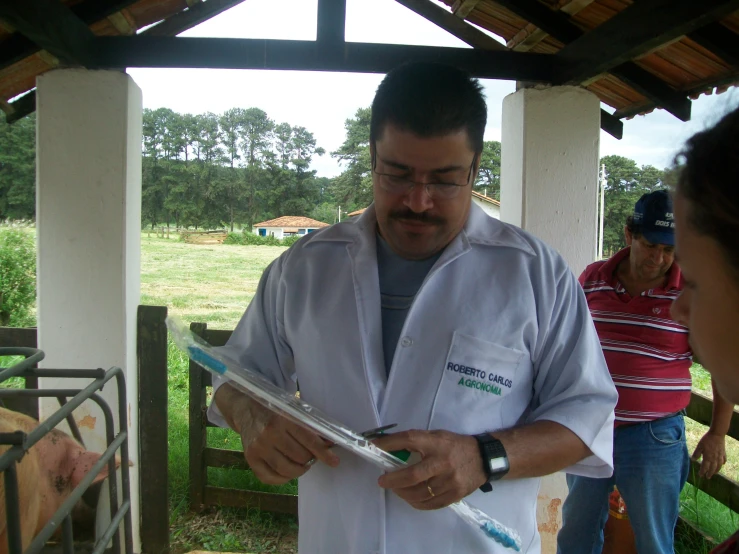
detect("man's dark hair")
[673,107,739,277]
[370,62,487,154]
[625,215,642,239]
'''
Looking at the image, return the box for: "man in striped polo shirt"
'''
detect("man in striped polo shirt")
[557,190,734,554]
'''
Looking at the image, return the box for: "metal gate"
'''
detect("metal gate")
[0,347,133,554]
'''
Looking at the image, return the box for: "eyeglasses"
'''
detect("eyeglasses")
[372,153,476,200]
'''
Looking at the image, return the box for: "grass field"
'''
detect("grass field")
[140,236,299,553]
[3,232,739,552]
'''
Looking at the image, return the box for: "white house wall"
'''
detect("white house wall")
[472,198,500,219]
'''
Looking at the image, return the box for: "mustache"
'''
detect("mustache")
[389,210,445,225]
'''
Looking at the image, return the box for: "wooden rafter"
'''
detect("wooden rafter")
[0,0,140,71]
[317,0,346,47]
[0,0,96,66]
[5,0,252,123]
[394,0,505,51]
[142,0,247,37]
[92,36,560,80]
[6,91,34,124]
[600,109,623,140]
[140,0,244,37]
[689,22,739,67]
[508,0,596,52]
[451,0,483,19]
[395,0,620,137]
[556,0,739,85]
[107,11,137,36]
[492,0,691,122]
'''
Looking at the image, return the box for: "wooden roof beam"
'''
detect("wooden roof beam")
[0,0,96,66]
[397,0,620,138]
[689,22,739,67]
[107,11,137,36]
[394,0,506,51]
[451,0,483,19]
[556,0,739,85]
[508,0,596,52]
[142,0,248,36]
[0,0,140,71]
[317,0,346,48]
[493,0,691,121]
[91,36,559,80]
[600,109,623,140]
[4,0,251,123]
[5,90,35,124]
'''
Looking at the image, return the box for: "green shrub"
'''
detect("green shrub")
[223,232,244,245]
[240,232,268,245]
[282,235,301,247]
[0,229,36,327]
[226,230,303,247]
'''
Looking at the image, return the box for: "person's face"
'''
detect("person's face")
[372,125,476,260]
[624,227,675,282]
[671,193,739,404]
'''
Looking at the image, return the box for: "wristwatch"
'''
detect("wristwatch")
[474,433,510,493]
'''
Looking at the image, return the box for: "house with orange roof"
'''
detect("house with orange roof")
[253,216,329,239]
[471,191,501,219]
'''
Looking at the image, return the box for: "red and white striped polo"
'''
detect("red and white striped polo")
[579,248,692,425]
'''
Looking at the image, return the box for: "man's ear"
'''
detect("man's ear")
[624,226,633,246]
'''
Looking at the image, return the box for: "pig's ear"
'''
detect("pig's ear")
[70,452,121,487]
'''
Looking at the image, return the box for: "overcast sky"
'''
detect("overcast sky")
[127,0,739,178]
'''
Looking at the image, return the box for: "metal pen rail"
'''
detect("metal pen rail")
[0,347,132,554]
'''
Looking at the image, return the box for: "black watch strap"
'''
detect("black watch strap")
[474,433,509,493]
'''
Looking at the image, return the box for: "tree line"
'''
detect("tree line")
[141,107,329,231]
[0,107,668,254]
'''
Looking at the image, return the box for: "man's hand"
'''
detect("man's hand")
[215,383,340,485]
[239,412,340,485]
[691,431,727,479]
[373,430,486,510]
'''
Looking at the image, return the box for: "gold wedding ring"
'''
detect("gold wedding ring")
[427,483,435,498]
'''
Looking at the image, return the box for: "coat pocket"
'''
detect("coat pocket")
[428,331,525,435]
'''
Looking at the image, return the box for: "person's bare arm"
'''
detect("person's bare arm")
[214,383,339,484]
[691,378,733,478]
[374,420,590,510]
[488,420,592,480]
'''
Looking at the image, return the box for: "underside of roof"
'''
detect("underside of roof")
[1,0,738,139]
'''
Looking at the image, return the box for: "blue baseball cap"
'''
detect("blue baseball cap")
[633,190,675,246]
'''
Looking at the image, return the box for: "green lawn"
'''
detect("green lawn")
[140,236,298,553]
[141,235,285,328]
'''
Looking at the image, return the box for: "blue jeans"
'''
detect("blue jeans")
[557,414,690,554]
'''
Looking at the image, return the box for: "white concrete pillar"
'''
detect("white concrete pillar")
[36,69,142,552]
[501,85,600,274]
[500,85,601,553]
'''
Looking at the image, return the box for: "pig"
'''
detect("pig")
[0,407,120,554]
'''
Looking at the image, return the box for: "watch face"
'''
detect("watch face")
[489,456,509,473]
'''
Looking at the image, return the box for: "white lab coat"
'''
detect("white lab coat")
[209,203,617,554]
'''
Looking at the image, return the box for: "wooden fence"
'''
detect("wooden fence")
[188,322,298,515]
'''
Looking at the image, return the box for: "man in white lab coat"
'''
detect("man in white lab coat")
[208,62,618,553]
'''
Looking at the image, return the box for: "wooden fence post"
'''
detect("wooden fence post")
[189,322,208,512]
[137,305,169,554]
